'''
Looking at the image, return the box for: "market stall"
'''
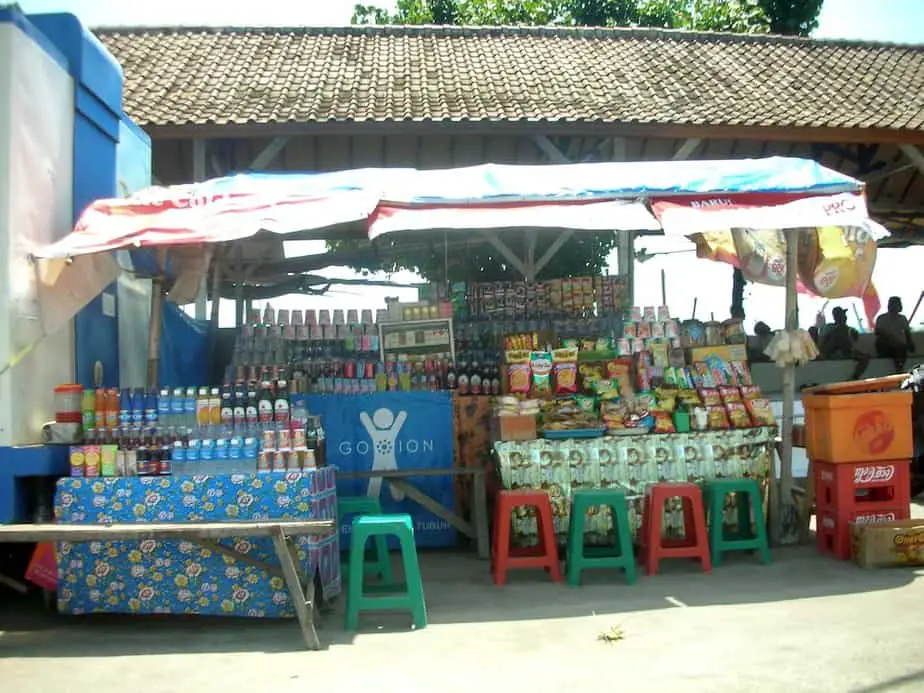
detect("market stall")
[27,157,887,617]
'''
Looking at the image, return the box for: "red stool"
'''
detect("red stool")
[492,489,562,586]
[640,482,711,576]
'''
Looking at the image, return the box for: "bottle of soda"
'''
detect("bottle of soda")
[136,429,150,476]
[159,431,172,476]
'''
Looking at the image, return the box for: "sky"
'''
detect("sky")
[13,0,924,330]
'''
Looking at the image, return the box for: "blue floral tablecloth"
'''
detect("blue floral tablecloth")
[54,469,341,618]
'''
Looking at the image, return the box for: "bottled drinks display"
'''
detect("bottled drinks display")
[227,305,455,394]
[69,380,326,478]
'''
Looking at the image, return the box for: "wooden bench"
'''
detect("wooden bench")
[339,466,490,559]
[0,519,335,650]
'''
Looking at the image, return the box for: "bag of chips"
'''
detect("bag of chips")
[653,411,676,434]
[718,385,742,404]
[745,398,777,426]
[707,406,731,430]
[739,385,762,400]
[552,348,579,394]
[726,402,752,429]
[698,388,722,407]
[506,350,532,394]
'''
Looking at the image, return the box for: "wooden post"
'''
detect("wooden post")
[207,249,223,379]
[772,229,801,545]
[146,247,168,390]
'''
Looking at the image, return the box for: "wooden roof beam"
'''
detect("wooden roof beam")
[899,144,924,176]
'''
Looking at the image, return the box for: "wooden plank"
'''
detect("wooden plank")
[472,470,490,560]
[192,539,283,579]
[0,519,335,543]
[271,527,320,651]
[386,478,475,539]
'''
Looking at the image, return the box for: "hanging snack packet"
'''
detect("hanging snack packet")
[739,384,762,400]
[707,406,731,430]
[552,348,579,394]
[718,385,742,404]
[506,350,532,394]
[530,351,553,395]
[745,398,777,426]
[725,401,752,429]
[698,388,722,407]
[624,322,638,338]
[731,360,752,385]
[606,359,634,398]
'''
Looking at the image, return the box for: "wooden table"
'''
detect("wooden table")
[338,467,490,559]
[0,519,335,650]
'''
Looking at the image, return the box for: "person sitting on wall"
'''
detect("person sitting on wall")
[875,296,915,373]
[749,322,774,363]
[819,306,869,380]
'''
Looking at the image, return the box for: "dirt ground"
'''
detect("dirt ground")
[2,541,924,693]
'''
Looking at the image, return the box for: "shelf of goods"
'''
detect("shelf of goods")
[490,302,776,547]
[378,318,455,363]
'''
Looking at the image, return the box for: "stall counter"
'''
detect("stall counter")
[54,469,340,617]
[495,427,775,545]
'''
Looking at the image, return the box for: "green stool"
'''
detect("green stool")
[703,478,771,566]
[566,488,637,586]
[344,514,427,631]
[337,497,395,584]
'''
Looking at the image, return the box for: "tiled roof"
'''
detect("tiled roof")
[94,25,924,132]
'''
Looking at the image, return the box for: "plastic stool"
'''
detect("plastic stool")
[492,489,563,586]
[703,478,771,566]
[337,496,394,584]
[344,514,427,631]
[640,482,711,576]
[566,488,636,586]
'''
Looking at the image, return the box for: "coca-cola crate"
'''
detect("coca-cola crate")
[816,505,911,560]
[813,459,911,515]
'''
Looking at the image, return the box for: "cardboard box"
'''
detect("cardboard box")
[493,414,537,442]
[850,518,924,568]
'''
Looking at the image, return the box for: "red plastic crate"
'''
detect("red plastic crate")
[817,504,911,560]
[813,459,911,515]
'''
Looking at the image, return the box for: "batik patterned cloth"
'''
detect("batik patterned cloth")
[54,469,340,618]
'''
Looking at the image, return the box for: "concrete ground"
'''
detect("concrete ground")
[2,540,924,693]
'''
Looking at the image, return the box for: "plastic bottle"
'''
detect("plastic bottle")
[208,387,221,431]
[130,389,145,427]
[94,388,107,429]
[184,387,198,431]
[157,388,171,428]
[144,390,158,427]
[171,438,187,476]
[257,381,274,427]
[171,387,185,431]
[274,379,290,428]
[105,388,120,429]
[80,389,96,432]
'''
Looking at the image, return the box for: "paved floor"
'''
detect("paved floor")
[2,542,924,693]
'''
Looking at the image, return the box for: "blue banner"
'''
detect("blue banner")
[305,392,457,548]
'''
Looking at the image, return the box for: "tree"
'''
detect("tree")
[346,0,823,286]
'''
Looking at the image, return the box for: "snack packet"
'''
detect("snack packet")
[551,348,579,394]
[698,388,722,407]
[506,350,532,394]
[678,389,702,406]
[745,398,777,426]
[606,359,634,398]
[530,351,553,395]
[739,384,762,400]
[624,322,638,338]
[653,411,676,434]
[731,360,753,386]
[718,385,742,404]
[725,401,752,429]
[707,406,731,430]
[638,322,652,339]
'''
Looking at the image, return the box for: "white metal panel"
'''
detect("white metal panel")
[0,21,75,446]
[115,120,153,389]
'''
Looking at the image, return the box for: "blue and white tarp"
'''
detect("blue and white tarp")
[306,391,457,549]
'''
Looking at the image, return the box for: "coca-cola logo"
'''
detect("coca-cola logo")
[854,464,896,485]
[854,511,897,525]
[853,410,895,456]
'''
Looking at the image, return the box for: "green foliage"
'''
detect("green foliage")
[345,0,822,283]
